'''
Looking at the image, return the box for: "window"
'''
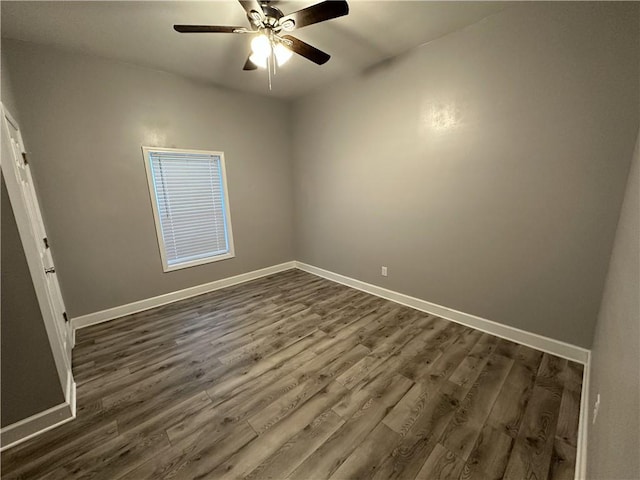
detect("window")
[142,147,234,272]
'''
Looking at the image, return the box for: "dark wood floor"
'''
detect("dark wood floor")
[1,269,583,480]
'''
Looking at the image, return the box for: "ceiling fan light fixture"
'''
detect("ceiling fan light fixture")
[174,0,350,85]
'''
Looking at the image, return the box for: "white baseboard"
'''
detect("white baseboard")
[0,383,76,452]
[295,261,590,365]
[72,259,590,363]
[71,261,297,331]
[67,377,77,418]
[574,353,591,480]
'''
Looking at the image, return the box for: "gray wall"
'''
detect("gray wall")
[292,2,639,348]
[1,50,20,121]
[2,39,294,318]
[1,51,64,427]
[1,177,65,427]
[587,131,639,479]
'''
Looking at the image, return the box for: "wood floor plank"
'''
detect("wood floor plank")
[1,270,582,480]
[1,408,119,475]
[244,409,345,480]
[335,312,428,390]
[548,437,577,480]
[163,376,279,445]
[486,361,537,439]
[247,344,370,433]
[440,353,514,461]
[85,348,221,407]
[369,386,462,480]
[328,422,401,480]
[288,395,389,480]
[332,373,413,420]
[535,353,568,397]
[41,428,169,480]
[204,332,321,402]
[121,421,258,480]
[342,323,458,403]
[217,320,319,367]
[115,445,187,480]
[448,334,499,388]
[515,344,544,374]
[209,381,348,479]
[383,381,433,436]
[210,307,319,361]
[415,443,464,480]
[502,385,562,480]
[40,391,212,480]
[313,304,396,351]
[563,361,584,392]
[1,421,119,480]
[316,297,390,335]
[76,291,275,351]
[494,338,520,360]
[463,423,514,479]
[103,364,227,432]
[555,384,581,448]
[414,327,483,387]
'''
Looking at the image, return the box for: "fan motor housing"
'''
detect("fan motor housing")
[259,4,284,27]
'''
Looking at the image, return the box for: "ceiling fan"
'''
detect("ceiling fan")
[174,0,349,80]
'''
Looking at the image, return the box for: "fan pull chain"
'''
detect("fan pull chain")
[272,39,277,77]
[267,31,274,90]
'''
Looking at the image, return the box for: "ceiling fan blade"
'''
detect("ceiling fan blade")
[173,25,246,33]
[238,0,264,24]
[279,0,348,30]
[281,35,330,65]
[243,55,258,71]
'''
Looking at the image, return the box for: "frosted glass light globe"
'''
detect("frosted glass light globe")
[249,53,268,69]
[274,44,293,66]
[251,35,272,58]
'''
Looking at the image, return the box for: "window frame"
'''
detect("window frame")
[142,146,235,272]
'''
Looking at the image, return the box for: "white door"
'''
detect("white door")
[1,104,73,398]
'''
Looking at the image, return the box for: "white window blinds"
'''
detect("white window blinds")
[144,148,234,271]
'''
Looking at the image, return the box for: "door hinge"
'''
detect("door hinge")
[21,152,28,165]
[43,237,49,249]
[63,312,68,322]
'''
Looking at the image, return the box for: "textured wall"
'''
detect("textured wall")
[587,131,639,479]
[292,2,639,347]
[2,51,64,427]
[1,51,20,121]
[1,177,64,427]
[3,40,294,317]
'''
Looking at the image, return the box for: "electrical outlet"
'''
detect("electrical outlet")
[592,393,601,424]
[381,266,388,277]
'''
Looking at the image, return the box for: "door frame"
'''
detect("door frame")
[0,103,75,416]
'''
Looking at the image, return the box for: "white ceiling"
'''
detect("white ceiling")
[1,1,508,99]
